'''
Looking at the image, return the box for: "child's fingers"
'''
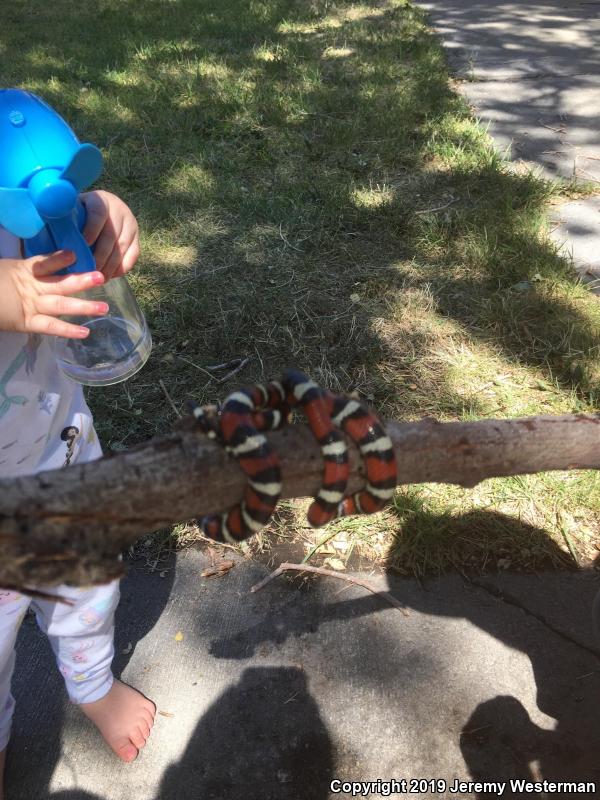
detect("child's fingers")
[93,217,125,272]
[101,238,124,279]
[101,216,140,278]
[28,250,77,277]
[29,314,92,339]
[82,191,109,245]
[41,270,106,294]
[35,294,109,319]
[119,230,140,275]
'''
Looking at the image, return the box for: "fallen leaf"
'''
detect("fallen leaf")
[175,631,184,642]
[324,557,346,571]
[201,560,235,578]
[158,711,175,718]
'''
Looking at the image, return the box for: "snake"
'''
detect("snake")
[327,391,397,516]
[281,369,350,527]
[189,381,288,544]
[189,370,397,543]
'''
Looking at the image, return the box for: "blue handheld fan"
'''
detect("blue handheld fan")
[0,88,103,272]
[0,89,152,386]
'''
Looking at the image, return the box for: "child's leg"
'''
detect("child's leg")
[32,581,119,704]
[32,581,155,762]
[0,591,31,797]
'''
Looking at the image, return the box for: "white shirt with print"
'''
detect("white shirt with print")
[0,227,100,477]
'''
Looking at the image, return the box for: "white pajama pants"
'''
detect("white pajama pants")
[0,578,120,752]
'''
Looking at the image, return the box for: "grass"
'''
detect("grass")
[2,0,599,575]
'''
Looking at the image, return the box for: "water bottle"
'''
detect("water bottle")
[0,88,152,386]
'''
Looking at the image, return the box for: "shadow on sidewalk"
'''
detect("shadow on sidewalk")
[206,509,600,786]
[48,667,333,800]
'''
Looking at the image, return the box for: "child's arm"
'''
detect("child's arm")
[0,252,107,338]
[81,190,140,279]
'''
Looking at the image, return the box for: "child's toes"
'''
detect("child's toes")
[139,720,151,740]
[114,738,138,763]
[141,708,155,729]
[130,727,147,750]
[142,697,156,717]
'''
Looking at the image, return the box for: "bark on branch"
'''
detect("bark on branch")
[1,413,598,588]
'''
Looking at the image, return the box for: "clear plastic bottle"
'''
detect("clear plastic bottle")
[50,275,152,386]
[0,89,153,386]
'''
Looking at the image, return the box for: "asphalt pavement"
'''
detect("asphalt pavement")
[415,0,600,290]
[6,548,600,799]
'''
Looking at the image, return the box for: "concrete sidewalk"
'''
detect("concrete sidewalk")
[415,0,600,289]
[6,548,600,799]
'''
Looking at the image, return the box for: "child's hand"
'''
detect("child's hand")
[0,252,108,338]
[81,190,140,280]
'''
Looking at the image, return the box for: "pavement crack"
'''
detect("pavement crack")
[465,575,600,661]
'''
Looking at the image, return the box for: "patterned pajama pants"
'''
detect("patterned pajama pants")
[0,578,120,751]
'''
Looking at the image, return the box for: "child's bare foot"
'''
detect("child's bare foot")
[79,680,155,763]
[0,748,5,800]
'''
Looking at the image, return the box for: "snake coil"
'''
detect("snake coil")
[188,370,397,544]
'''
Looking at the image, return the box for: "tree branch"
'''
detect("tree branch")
[1,413,598,587]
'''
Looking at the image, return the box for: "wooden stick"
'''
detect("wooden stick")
[250,561,410,615]
[0,413,599,587]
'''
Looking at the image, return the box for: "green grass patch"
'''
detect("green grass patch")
[3,0,599,573]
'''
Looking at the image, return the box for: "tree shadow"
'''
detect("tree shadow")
[1,0,596,450]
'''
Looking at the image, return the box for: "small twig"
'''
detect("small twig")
[279,223,303,252]
[205,358,243,372]
[176,355,216,381]
[250,561,409,615]
[414,197,458,216]
[460,724,492,737]
[195,532,242,554]
[159,380,182,419]
[216,356,251,384]
[539,122,566,134]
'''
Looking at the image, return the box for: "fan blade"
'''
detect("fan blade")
[60,143,103,192]
[0,187,45,238]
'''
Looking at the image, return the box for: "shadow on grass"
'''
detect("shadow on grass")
[386,491,575,575]
[1,0,597,441]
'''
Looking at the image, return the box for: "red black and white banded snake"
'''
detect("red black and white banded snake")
[187,369,397,544]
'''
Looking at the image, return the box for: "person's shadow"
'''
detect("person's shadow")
[48,666,332,800]
[156,666,332,800]
[7,549,335,800]
[206,509,600,786]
